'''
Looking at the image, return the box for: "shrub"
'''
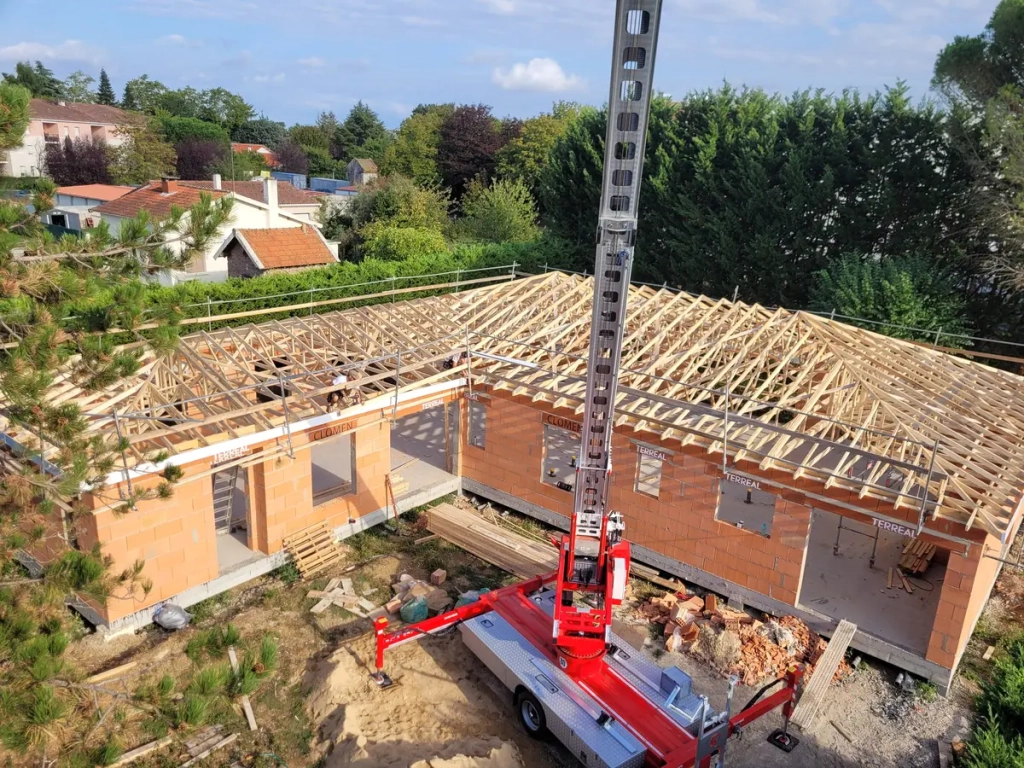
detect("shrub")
[361,224,449,261]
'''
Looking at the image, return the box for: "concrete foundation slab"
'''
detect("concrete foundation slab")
[391,408,457,497]
[798,509,942,657]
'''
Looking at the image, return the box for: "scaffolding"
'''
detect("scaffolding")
[6,271,1024,540]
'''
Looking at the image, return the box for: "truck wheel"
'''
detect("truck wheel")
[515,690,547,738]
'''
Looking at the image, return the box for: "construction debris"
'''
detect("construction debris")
[431,569,447,585]
[635,590,854,687]
[109,736,173,766]
[308,575,379,617]
[180,726,238,767]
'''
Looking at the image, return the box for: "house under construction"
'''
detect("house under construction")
[8,271,1024,692]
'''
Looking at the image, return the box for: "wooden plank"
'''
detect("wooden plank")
[886,567,894,589]
[184,725,223,753]
[792,619,857,729]
[415,534,439,545]
[110,736,174,766]
[86,661,138,684]
[898,570,914,594]
[983,645,996,661]
[310,596,334,614]
[341,578,354,594]
[241,696,258,732]
[180,734,238,767]
[324,577,341,592]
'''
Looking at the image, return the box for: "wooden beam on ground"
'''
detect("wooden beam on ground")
[180,734,238,767]
[791,619,858,730]
[110,736,174,766]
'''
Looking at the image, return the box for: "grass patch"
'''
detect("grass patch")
[189,592,231,623]
[273,562,301,585]
[960,633,1024,766]
[916,680,938,704]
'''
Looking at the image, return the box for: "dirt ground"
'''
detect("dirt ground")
[54,502,987,768]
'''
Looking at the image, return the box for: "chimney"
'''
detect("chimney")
[263,178,278,226]
[160,177,179,194]
[212,173,222,191]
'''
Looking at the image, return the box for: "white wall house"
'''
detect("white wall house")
[2,100,130,178]
[93,176,322,286]
[41,184,134,231]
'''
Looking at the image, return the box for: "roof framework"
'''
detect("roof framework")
[8,272,1024,539]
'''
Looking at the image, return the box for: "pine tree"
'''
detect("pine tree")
[97,68,115,106]
[121,82,139,111]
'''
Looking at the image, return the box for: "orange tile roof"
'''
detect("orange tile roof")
[92,181,226,219]
[236,226,336,270]
[230,143,279,167]
[180,180,322,206]
[57,184,135,202]
[31,99,128,125]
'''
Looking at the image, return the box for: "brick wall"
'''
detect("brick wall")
[78,457,219,623]
[78,410,392,623]
[254,415,391,553]
[927,535,1002,669]
[462,394,810,606]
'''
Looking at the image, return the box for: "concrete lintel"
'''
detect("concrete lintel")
[462,478,955,693]
[88,476,462,639]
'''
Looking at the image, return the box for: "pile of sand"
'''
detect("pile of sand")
[308,631,533,768]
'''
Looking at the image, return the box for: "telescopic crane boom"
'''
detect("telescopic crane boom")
[372,3,806,765]
[551,0,663,671]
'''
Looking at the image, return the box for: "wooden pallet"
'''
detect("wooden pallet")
[899,537,936,575]
[791,619,858,730]
[283,521,342,579]
[427,503,558,578]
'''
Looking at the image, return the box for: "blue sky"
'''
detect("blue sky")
[0,0,997,128]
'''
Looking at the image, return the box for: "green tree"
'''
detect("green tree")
[496,103,580,200]
[61,71,95,103]
[810,254,969,342]
[198,87,254,132]
[360,223,448,261]
[438,104,507,201]
[108,116,177,185]
[156,86,203,119]
[458,178,540,243]
[303,145,343,178]
[96,69,116,106]
[933,0,1024,106]
[122,75,168,114]
[332,174,450,259]
[0,183,232,759]
[120,82,139,111]
[334,101,390,163]
[289,124,329,151]
[157,115,230,145]
[0,82,31,150]
[211,149,268,180]
[232,117,286,147]
[2,61,62,99]
[382,103,453,186]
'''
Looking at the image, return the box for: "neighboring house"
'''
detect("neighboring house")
[92,176,319,286]
[42,184,134,232]
[2,99,129,178]
[231,142,279,168]
[215,225,338,278]
[347,158,378,186]
[180,178,325,223]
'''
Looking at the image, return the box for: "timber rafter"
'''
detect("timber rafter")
[3,272,1023,539]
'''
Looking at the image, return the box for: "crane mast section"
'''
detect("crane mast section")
[571,0,664,559]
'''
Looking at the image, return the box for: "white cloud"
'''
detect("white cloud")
[252,73,286,83]
[161,33,187,44]
[492,57,583,92]
[297,56,326,68]
[0,39,104,65]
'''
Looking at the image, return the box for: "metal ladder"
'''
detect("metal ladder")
[212,464,241,534]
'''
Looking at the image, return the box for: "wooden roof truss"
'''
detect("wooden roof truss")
[6,272,1024,539]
